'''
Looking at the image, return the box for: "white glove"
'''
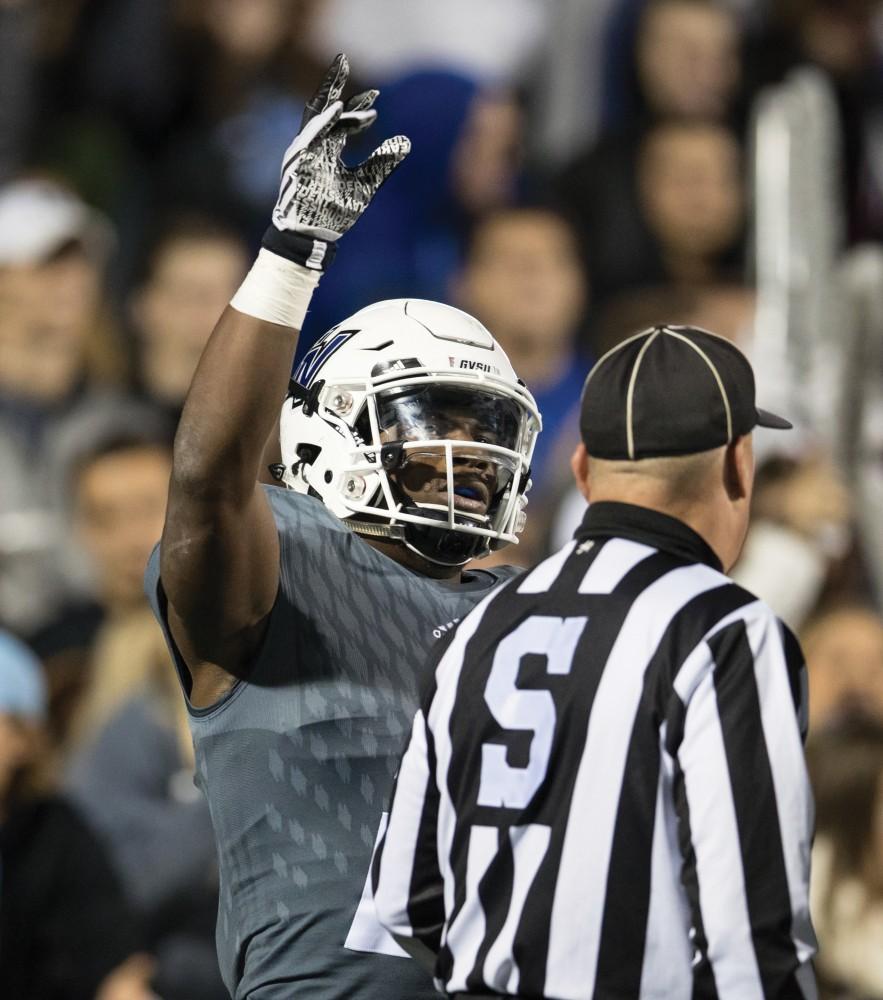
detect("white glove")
[268,53,411,250]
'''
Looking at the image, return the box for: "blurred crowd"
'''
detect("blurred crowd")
[0,0,882,997]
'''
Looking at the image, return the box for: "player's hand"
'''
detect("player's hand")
[270,53,411,243]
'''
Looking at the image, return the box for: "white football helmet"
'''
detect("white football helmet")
[278,299,541,566]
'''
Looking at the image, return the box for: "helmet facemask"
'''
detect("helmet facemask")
[364,383,529,565]
[281,370,539,567]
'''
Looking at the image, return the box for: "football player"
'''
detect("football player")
[147,55,540,999]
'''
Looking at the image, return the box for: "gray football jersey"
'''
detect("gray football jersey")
[146,486,518,999]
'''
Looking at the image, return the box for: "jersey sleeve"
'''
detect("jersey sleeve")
[144,541,163,623]
[668,605,817,999]
[371,704,444,959]
[144,541,200,704]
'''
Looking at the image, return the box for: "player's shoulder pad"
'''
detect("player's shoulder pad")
[482,563,522,587]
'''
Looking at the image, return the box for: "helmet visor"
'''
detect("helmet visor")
[374,385,524,452]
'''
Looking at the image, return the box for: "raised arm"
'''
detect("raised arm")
[159,54,409,704]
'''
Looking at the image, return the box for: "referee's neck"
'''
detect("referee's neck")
[574,441,753,573]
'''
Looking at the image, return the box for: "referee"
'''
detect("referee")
[370,326,817,999]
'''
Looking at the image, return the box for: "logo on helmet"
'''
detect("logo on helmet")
[448,357,500,375]
[295,330,358,387]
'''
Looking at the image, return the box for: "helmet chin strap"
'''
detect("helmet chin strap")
[344,511,490,568]
[344,519,406,542]
[344,476,496,567]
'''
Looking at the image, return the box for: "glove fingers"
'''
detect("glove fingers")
[357,135,412,188]
[339,108,378,136]
[280,101,343,176]
[345,89,379,114]
[324,123,351,164]
[300,53,350,128]
[314,101,345,142]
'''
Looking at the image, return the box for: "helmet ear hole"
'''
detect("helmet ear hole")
[354,410,372,444]
[297,444,321,466]
[380,442,405,470]
[324,470,333,484]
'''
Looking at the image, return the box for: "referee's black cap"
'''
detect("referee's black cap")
[579,325,792,460]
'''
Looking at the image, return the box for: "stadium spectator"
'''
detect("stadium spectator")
[31,427,173,761]
[130,214,249,419]
[453,205,591,557]
[807,717,883,998]
[619,0,744,125]
[801,605,883,732]
[67,637,225,1000]
[637,119,745,286]
[0,177,133,632]
[555,118,746,309]
[0,629,153,1000]
[731,454,854,630]
[157,0,331,236]
[552,0,746,309]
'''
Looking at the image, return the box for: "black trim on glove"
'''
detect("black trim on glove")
[261,225,337,272]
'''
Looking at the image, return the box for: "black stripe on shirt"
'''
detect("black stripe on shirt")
[406,719,445,953]
[778,620,808,743]
[672,757,720,1000]
[465,827,515,993]
[709,621,803,999]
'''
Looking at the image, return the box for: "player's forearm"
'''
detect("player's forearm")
[170,304,300,504]
[170,240,323,504]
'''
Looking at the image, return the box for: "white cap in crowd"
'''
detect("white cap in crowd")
[0,177,114,267]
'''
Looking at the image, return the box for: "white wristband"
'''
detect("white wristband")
[229,248,321,329]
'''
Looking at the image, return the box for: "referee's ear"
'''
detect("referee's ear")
[724,434,753,503]
[571,442,592,501]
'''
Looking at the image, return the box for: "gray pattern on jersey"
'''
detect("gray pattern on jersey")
[146,486,518,999]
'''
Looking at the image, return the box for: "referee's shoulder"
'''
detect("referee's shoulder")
[702,572,801,662]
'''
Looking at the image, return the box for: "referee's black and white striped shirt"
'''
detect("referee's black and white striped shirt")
[371,501,816,1000]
